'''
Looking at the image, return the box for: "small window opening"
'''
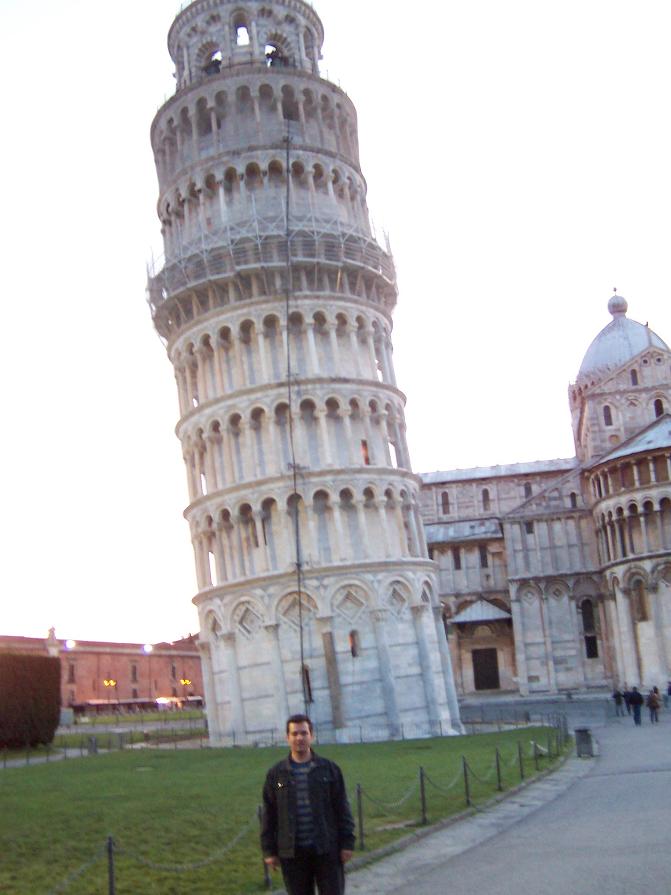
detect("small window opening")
[603,405,613,426]
[301,665,314,703]
[524,483,533,499]
[236,25,250,46]
[67,663,75,684]
[360,439,370,465]
[204,50,222,75]
[171,663,177,680]
[265,43,288,66]
[131,663,138,683]
[584,635,599,659]
[524,521,534,535]
[654,398,664,418]
[132,688,138,699]
[452,546,462,570]
[479,544,489,568]
[348,630,360,658]
[482,488,491,512]
[630,369,639,386]
[441,491,450,515]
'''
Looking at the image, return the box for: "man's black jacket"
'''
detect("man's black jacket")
[260,752,355,859]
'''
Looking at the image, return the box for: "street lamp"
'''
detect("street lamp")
[180,678,192,707]
[103,678,117,710]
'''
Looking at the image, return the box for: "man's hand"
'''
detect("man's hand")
[264,856,280,871]
[340,849,354,864]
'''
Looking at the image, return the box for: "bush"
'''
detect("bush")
[0,654,61,748]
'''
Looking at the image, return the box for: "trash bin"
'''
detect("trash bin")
[574,727,593,758]
[87,736,98,755]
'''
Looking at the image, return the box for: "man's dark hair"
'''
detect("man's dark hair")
[286,714,313,733]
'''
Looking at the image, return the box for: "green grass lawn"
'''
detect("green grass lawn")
[0,728,567,895]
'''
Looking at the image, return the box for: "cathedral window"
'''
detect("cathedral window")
[479,544,488,568]
[570,492,578,508]
[482,488,491,511]
[524,521,534,535]
[361,439,370,465]
[630,369,639,385]
[452,546,462,570]
[654,398,664,418]
[524,482,532,498]
[441,491,450,515]
[67,663,76,684]
[581,599,599,658]
[603,405,613,426]
[348,630,360,657]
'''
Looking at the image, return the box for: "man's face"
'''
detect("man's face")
[287,721,313,757]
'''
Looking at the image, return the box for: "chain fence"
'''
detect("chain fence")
[353,714,570,845]
[25,715,572,892]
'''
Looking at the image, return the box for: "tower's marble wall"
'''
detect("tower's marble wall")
[149,0,461,741]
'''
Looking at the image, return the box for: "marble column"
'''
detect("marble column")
[411,605,441,732]
[510,597,530,695]
[431,605,463,732]
[370,609,401,735]
[265,623,290,729]
[222,632,246,739]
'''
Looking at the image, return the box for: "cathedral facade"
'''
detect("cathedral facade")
[421,295,671,696]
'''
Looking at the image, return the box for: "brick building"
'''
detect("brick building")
[0,629,203,711]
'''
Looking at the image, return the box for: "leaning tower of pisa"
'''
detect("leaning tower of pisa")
[147,0,461,742]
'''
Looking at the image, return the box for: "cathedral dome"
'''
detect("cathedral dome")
[577,294,669,384]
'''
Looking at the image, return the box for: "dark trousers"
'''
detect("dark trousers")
[633,704,642,726]
[280,847,345,895]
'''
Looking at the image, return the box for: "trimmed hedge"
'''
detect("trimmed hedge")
[0,654,61,748]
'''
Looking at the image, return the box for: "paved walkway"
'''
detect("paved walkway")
[347,711,671,894]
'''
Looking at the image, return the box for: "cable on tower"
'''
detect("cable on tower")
[283,118,309,717]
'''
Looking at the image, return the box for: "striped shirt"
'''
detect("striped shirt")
[290,758,315,847]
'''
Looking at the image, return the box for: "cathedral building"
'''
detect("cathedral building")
[147,0,461,742]
[421,295,671,696]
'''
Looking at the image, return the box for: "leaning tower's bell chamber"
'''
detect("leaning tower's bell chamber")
[147,0,461,742]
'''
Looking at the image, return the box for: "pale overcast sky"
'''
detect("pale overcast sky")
[1,0,670,643]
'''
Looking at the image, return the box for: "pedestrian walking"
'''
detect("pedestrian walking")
[665,681,671,710]
[646,687,661,723]
[612,688,625,717]
[623,687,633,715]
[261,714,355,895]
[629,686,644,726]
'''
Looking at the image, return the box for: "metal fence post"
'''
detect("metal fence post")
[495,747,502,792]
[518,741,524,781]
[419,767,427,825]
[107,836,116,895]
[462,757,471,806]
[533,741,539,772]
[356,784,365,850]
[258,806,272,889]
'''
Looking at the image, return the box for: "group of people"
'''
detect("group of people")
[612,682,671,725]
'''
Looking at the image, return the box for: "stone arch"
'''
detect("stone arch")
[229,598,265,639]
[204,609,225,639]
[275,590,318,627]
[259,83,276,115]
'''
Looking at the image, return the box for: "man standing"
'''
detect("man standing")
[261,714,355,895]
[629,686,644,726]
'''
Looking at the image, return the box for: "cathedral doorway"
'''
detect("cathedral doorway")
[472,648,500,690]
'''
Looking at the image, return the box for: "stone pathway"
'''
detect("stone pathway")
[346,711,671,895]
